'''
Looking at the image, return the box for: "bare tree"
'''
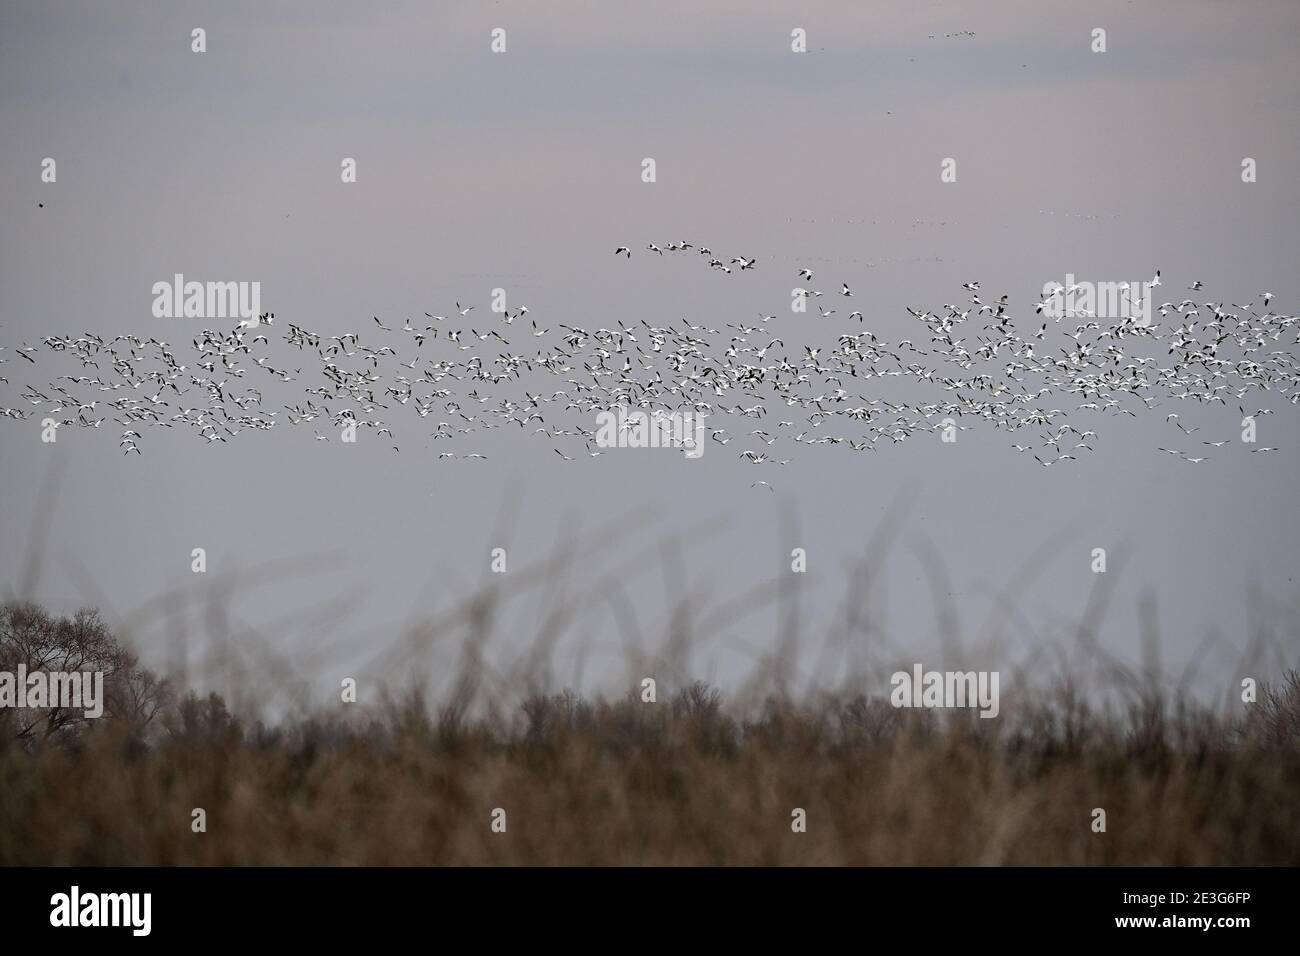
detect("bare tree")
[0,602,172,748]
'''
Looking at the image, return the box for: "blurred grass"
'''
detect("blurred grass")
[4,471,1299,865]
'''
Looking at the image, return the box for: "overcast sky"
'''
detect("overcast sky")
[2,0,1297,712]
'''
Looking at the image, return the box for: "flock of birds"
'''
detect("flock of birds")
[0,244,1294,479]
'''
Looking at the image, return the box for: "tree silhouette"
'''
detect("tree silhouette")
[0,602,171,748]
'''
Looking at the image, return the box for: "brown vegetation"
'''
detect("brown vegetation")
[2,602,1298,866]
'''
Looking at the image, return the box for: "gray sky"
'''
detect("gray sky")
[2,0,1298,712]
